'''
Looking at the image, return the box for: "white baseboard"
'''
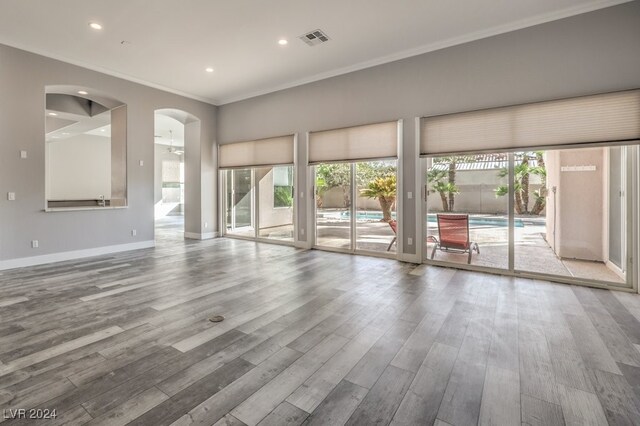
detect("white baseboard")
[184,231,219,240]
[294,240,312,250]
[0,240,155,271]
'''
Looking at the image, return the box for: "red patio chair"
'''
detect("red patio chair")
[431,214,479,264]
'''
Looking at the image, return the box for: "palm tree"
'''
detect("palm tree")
[427,169,458,211]
[530,151,547,215]
[360,175,396,222]
[495,152,546,215]
[427,156,473,212]
[447,159,457,212]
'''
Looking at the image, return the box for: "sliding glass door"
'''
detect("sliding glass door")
[222,166,295,243]
[425,154,509,270]
[257,166,295,242]
[225,168,254,237]
[513,146,632,285]
[423,145,636,289]
[315,160,397,256]
[355,161,398,252]
[315,163,352,249]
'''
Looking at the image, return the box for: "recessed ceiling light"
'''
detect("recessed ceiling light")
[89,22,102,30]
[78,90,88,95]
[205,67,214,73]
[278,39,288,46]
[48,112,57,116]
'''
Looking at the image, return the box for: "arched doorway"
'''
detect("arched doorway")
[154,109,200,240]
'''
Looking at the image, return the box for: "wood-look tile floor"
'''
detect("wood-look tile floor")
[2,230,640,425]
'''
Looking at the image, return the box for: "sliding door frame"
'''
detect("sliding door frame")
[311,158,400,260]
[220,165,296,247]
[421,142,639,292]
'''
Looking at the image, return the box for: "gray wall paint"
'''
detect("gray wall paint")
[0,44,217,262]
[217,2,640,256]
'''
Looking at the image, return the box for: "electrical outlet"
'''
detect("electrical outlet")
[407,237,413,245]
[31,240,39,248]
[407,191,413,199]
[20,150,27,159]
[7,192,15,201]
[131,229,137,237]
[139,160,144,166]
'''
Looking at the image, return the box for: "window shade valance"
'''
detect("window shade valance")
[308,121,399,164]
[218,135,295,169]
[421,89,640,155]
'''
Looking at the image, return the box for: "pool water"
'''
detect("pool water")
[339,211,524,227]
[426,214,524,228]
[340,211,397,220]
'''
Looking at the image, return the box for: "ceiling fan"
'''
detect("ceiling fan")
[164,130,184,155]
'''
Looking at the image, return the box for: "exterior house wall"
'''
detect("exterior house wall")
[427,169,543,214]
[546,148,605,261]
[257,168,294,229]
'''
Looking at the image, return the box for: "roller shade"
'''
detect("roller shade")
[421,90,640,155]
[309,121,398,164]
[219,135,294,169]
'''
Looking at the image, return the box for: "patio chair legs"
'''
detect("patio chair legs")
[386,236,397,252]
[431,241,478,263]
[467,242,480,264]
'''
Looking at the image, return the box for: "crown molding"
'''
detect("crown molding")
[0,0,630,107]
[217,0,631,105]
[0,39,219,105]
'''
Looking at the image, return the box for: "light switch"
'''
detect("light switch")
[407,192,413,199]
[20,150,27,159]
[7,192,16,201]
[139,160,144,166]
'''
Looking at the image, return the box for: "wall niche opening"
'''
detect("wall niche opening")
[45,86,127,210]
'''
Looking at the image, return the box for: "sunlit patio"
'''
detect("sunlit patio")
[314,211,624,283]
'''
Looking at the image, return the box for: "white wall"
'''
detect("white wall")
[154,144,183,204]
[546,148,605,261]
[257,168,293,229]
[427,170,543,214]
[47,134,111,200]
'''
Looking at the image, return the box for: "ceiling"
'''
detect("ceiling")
[0,0,629,105]
[154,114,184,147]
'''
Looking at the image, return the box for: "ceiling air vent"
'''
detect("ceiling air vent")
[299,29,330,46]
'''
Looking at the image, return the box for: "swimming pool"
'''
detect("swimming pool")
[340,211,397,220]
[426,214,524,228]
[338,211,524,227]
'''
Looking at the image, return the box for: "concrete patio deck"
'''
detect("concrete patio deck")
[222,211,625,284]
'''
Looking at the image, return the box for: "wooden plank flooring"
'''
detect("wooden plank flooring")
[2,229,640,425]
